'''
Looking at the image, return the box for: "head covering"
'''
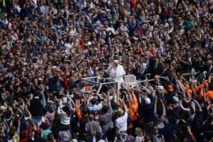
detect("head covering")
[96,20,101,25]
[157,122,165,129]
[145,98,151,105]
[72,139,78,142]
[173,96,179,103]
[101,11,106,14]
[114,60,119,63]
[167,85,173,92]
[87,41,92,46]
[157,118,169,129]
[0,106,7,111]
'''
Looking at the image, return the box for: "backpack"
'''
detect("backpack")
[126,135,135,142]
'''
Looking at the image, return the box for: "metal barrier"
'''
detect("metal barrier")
[78,75,167,94]
[79,76,118,94]
[78,71,207,95]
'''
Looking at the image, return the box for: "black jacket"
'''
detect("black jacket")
[30,97,44,117]
[152,63,164,77]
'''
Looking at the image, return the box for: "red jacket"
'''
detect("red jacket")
[62,75,69,89]
[130,0,136,9]
[20,138,28,142]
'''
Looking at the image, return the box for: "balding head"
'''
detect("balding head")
[207,60,212,67]
[88,114,94,121]
[154,75,160,81]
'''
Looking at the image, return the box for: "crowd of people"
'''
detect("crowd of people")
[0,0,213,141]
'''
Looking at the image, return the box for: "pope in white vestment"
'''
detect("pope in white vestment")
[107,60,126,89]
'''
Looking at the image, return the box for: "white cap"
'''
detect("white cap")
[87,41,92,46]
[0,106,7,111]
[163,23,169,28]
[106,9,111,12]
[173,96,179,103]
[72,139,78,142]
[96,20,101,24]
[145,98,151,105]
[114,60,119,63]
[157,122,165,129]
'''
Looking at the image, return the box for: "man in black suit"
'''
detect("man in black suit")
[30,93,44,126]
[149,57,163,79]
[153,58,164,76]
[161,60,173,82]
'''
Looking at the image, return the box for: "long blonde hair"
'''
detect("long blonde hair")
[135,127,143,137]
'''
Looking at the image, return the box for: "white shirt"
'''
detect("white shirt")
[8,139,17,142]
[40,6,47,14]
[141,62,148,70]
[57,107,70,125]
[32,0,37,6]
[2,19,9,25]
[90,3,95,9]
[135,136,145,142]
[180,102,195,121]
[64,43,73,53]
[14,4,21,13]
[115,112,128,132]
[69,29,77,36]
[106,27,116,35]
[92,138,105,142]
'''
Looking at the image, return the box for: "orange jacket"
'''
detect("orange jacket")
[197,81,209,100]
[181,83,193,97]
[76,103,82,122]
[205,90,213,104]
[128,92,138,121]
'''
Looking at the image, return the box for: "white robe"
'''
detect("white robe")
[108,64,126,89]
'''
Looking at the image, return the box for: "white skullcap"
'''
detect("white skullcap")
[145,98,151,105]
